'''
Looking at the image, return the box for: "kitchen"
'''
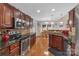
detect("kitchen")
[0,3,36,56]
[0,3,78,56]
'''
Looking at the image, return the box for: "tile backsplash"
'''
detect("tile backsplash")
[0,28,30,35]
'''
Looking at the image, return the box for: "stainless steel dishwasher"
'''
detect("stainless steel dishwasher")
[20,36,30,56]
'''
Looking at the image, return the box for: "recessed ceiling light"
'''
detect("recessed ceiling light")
[37,10,40,13]
[51,22,54,24]
[51,9,55,11]
[60,22,63,24]
[45,22,48,24]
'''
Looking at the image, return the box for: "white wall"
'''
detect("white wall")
[75,6,79,55]
[30,19,42,36]
[36,21,42,36]
[30,19,37,34]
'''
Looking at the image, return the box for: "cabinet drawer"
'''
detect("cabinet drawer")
[9,47,19,56]
[10,41,19,51]
[0,47,9,56]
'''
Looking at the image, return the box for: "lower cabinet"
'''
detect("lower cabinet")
[0,41,20,56]
[49,34,64,51]
[9,47,20,56]
[0,47,9,56]
[10,41,19,51]
[30,34,36,49]
[30,38,34,48]
[9,41,20,56]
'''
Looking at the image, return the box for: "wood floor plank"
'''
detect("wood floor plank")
[27,33,54,56]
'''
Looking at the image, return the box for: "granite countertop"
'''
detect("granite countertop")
[49,33,68,39]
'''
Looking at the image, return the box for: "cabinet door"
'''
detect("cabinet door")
[0,47,9,56]
[20,12,25,20]
[0,4,13,28]
[25,15,30,28]
[14,8,21,18]
[10,41,19,53]
[30,38,33,48]
[30,35,36,49]
[33,35,36,45]
[3,5,12,28]
[0,4,4,28]
[10,47,19,56]
[9,42,20,56]
[53,36,64,51]
[10,42,20,52]
[29,17,33,28]
[49,35,64,51]
[49,35,57,48]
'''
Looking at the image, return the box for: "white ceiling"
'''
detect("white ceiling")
[10,3,78,21]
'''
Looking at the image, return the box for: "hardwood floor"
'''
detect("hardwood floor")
[27,32,54,56]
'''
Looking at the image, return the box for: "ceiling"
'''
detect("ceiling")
[10,3,78,21]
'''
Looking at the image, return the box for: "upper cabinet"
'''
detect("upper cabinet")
[0,3,33,29]
[69,9,75,27]
[68,9,75,31]
[29,17,33,28]
[25,15,30,28]
[0,4,14,28]
[0,4,4,29]
[13,8,21,19]
[20,12,25,20]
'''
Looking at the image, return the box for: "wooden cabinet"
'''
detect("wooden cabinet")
[0,3,33,29]
[0,4,13,28]
[3,4,13,28]
[9,41,20,56]
[30,38,33,48]
[0,41,20,56]
[25,15,30,28]
[30,34,36,49]
[20,12,25,20]
[68,9,75,31]
[0,47,9,56]
[0,4,4,29]
[29,18,33,28]
[9,47,19,56]
[10,41,19,51]
[49,34,64,51]
[13,8,21,19]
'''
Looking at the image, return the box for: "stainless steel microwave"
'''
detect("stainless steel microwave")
[13,18,23,29]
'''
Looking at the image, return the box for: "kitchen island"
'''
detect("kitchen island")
[48,31,71,56]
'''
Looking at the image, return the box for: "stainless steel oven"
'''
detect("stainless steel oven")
[13,17,30,29]
[21,37,30,56]
[14,18,22,29]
